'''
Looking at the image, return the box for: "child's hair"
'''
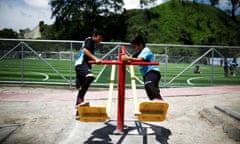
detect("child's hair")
[92,28,104,36]
[131,35,146,47]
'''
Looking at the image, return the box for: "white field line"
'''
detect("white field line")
[32,72,49,81]
[186,76,205,86]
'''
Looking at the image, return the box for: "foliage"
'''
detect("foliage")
[19,28,31,38]
[1,0,239,53]
[48,0,125,41]
[125,1,240,46]
[140,0,157,8]
[208,0,240,18]
[39,21,57,40]
[0,28,18,38]
[38,0,240,48]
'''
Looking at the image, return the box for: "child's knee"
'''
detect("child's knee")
[86,73,94,77]
[144,82,160,100]
[85,75,94,82]
[144,81,157,90]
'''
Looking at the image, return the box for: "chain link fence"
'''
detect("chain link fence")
[0,38,239,88]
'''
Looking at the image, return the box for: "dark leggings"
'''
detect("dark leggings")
[76,76,94,105]
[143,70,162,100]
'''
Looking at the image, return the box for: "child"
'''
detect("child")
[194,65,201,74]
[223,58,229,77]
[229,57,238,77]
[75,29,103,119]
[122,35,163,101]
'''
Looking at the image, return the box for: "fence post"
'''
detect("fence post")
[70,42,73,88]
[164,46,168,85]
[211,48,214,85]
[21,42,24,84]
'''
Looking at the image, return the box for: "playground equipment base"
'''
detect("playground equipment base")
[77,104,109,122]
[137,101,169,122]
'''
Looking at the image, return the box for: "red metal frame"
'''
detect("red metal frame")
[89,45,159,131]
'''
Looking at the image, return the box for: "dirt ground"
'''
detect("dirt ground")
[0,85,239,144]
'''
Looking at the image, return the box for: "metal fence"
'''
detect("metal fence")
[0,38,239,88]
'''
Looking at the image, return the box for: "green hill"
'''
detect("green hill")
[125,1,240,46]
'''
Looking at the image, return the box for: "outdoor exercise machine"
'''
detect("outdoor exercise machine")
[77,45,169,132]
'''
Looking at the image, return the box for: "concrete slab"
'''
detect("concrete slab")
[0,124,21,143]
[55,120,171,144]
[215,105,240,121]
[0,85,240,144]
[200,106,240,142]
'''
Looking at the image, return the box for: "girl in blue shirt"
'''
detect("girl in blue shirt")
[122,35,164,101]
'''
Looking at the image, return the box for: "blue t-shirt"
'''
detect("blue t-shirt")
[75,37,95,66]
[136,47,159,76]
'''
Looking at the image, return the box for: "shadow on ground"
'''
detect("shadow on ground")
[0,124,22,143]
[84,120,172,144]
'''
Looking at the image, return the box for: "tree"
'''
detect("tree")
[0,28,18,38]
[231,0,240,18]
[38,21,56,39]
[50,0,124,40]
[210,0,219,6]
[19,28,30,38]
[140,0,157,8]
[209,0,240,18]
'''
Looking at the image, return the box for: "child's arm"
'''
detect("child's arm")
[122,55,143,62]
[83,48,101,63]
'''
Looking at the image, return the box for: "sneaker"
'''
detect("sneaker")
[75,101,90,109]
[75,98,85,108]
[75,111,80,120]
[75,116,80,120]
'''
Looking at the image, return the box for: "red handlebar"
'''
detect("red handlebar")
[88,60,159,65]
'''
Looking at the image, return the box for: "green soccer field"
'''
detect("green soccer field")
[0,59,239,87]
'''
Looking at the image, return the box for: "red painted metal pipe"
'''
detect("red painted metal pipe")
[117,46,126,131]
[88,60,158,66]
[88,45,159,132]
[128,61,159,65]
[88,60,121,65]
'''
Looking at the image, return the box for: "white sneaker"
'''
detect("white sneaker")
[75,115,80,120]
[75,101,90,109]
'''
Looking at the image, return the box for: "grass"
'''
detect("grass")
[0,59,239,87]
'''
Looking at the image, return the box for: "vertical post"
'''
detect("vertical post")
[164,47,168,85]
[211,48,214,85]
[130,65,139,114]
[70,42,73,88]
[107,65,116,117]
[117,46,126,131]
[21,42,24,83]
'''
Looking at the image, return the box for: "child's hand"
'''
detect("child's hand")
[95,58,102,64]
[121,55,129,61]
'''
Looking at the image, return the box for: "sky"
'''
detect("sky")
[0,0,237,32]
[0,0,53,31]
[0,0,166,32]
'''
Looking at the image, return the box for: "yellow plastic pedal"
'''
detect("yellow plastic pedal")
[137,101,169,122]
[77,106,110,122]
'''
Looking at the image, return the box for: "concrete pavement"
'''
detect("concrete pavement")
[0,85,239,144]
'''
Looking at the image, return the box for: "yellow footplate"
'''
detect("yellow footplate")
[137,101,169,122]
[77,105,110,122]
